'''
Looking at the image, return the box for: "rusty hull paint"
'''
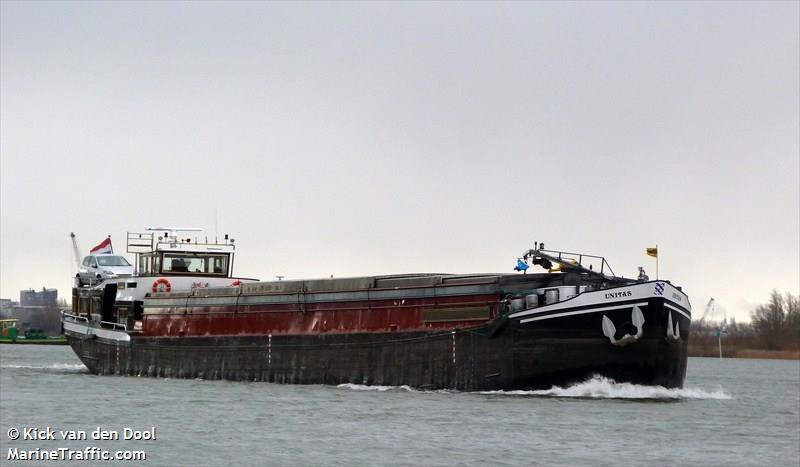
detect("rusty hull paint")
[143,294,500,337]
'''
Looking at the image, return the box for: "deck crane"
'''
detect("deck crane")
[70,232,83,269]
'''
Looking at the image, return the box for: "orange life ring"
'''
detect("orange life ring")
[152,278,172,293]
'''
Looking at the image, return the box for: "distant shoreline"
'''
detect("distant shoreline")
[688,347,800,360]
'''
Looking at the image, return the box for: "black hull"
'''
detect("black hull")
[66,304,689,390]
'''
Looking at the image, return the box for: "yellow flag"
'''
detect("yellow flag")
[646,247,658,258]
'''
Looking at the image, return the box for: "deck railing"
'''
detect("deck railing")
[63,313,127,332]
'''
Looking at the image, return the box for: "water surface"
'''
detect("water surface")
[1,345,797,466]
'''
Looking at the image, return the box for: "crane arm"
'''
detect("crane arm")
[70,232,83,269]
[700,298,715,321]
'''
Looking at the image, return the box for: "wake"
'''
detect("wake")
[336,383,454,394]
[337,376,732,400]
[337,383,421,392]
[480,376,731,400]
[1,363,88,373]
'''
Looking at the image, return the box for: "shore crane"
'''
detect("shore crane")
[700,297,727,358]
[700,298,716,322]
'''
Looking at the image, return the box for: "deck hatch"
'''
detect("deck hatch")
[422,306,490,323]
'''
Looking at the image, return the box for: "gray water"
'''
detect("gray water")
[1,345,798,467]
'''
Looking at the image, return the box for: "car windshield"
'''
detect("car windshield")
[96,256,131,267]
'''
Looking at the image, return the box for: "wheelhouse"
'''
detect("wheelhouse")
[127,229,235,278]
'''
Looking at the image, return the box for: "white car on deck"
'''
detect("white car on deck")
[76,254,135,286]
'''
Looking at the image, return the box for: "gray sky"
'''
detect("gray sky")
[1,1,797,322]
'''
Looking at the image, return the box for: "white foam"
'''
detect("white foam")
[2,363,87,372]
[480,376,732,400]
[337,383,409,392]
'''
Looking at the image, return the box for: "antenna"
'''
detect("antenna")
[146,227,203,232]
[146,227,203,240]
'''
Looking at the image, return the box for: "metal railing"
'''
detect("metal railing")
[62,313,127,332]
[100,320,127,331]
[62,313,88,324]
[127,232,155,253]
[521,248,617,278]
[540,248,616,277]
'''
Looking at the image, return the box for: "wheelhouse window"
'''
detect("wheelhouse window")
[96,256,131,267]
[138,254,156,275]
[160,253,229,276]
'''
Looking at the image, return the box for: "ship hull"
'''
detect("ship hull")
[65,298,689,390]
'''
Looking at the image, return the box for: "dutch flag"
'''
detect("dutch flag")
[90,237,113,254]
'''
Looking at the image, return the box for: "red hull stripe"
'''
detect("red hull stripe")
[143,294,500,337]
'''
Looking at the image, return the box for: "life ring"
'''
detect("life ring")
[231,280,242,287]
[152,278,172,293]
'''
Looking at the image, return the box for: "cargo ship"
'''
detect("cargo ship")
[63,230,692,390]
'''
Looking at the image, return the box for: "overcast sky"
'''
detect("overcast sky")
[1,1,797,322]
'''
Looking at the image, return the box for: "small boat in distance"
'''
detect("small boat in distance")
[0,319,67,345]
[63,233,692,391]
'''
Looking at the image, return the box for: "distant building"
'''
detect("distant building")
[0,288,62,335]
[20,288,58,307]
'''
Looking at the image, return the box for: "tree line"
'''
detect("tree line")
[690,290,799,358]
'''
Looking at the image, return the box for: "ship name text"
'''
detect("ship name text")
[604,291,632,299]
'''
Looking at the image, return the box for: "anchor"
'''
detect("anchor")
[666,311,681,341]
[602,306,645,346]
